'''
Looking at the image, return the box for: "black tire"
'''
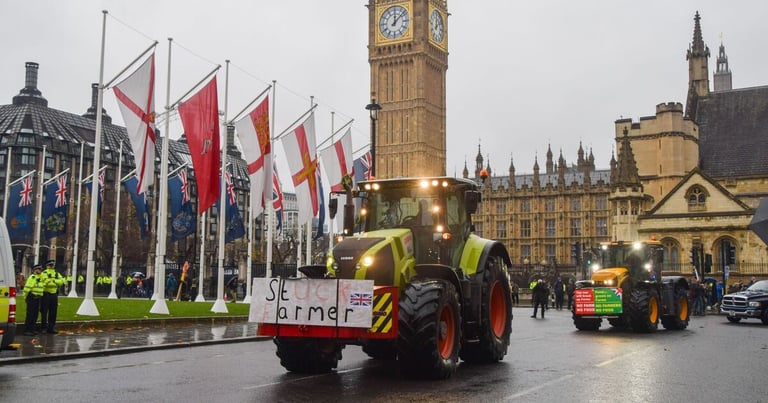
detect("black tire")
[608,316,628,328]
[362,340,398,360]
[460,256,513,364]
[397,280,461,380]
[274,337,343,374]
[628,288,659,333]
[762,309,768,325]
[661,290,690,330]
[726,316,742,323]
[573,316,602,331]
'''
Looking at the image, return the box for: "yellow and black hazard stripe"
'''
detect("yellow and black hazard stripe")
[370,291,394,333]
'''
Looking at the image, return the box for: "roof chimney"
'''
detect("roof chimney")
[12,62,48,106]
[82,83,111,124]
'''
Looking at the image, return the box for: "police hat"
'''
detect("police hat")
[32,264,42,271]
[45,259,56,267]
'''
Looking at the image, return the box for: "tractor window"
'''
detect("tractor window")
[599,243,663,281]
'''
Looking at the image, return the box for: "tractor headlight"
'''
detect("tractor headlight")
[327,255,338,271]
[644,263,652,272]
[362,255,374,268]
[604,279,614,286]
[590,263,601,272]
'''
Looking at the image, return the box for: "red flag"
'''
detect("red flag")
[178,78,221,214]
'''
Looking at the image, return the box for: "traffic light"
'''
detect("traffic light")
[726,244,736,265]
[690,247,700,269]
[571,242,581,265]
[704,253,712,273]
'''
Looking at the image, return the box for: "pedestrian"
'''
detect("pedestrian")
[531,279,549,319]
[144,276,154,300]
[22,264,44,335]
[166,273,178,299]
[553,277,564,310]
[566,279,576,310]
[39,259,65,334]
[511,281,519,305]
[746,276,757,289]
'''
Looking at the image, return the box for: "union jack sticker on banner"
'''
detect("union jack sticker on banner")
[349,292,373,307]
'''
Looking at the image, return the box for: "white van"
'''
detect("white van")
[0,216,17,349]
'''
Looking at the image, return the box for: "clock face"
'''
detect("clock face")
[379,5,410,40]
[429,9,444,43]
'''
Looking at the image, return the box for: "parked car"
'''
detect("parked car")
[720,280,768,324]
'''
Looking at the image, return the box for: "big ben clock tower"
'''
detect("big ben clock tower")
[368,0,448,179]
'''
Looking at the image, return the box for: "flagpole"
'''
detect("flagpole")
[68,143,84,297]
[2,146,12,219]
[32,145,46,267]
[305,97,314,270]
[107,142,123,299]
[195,211,206,302]
[150,37,173,315]
[266,80,276,278]
[242,177,254,304]
[212,60,230,314]
[328,112,335,254]
[77,9,108,316]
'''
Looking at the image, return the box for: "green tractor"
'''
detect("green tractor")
[572,240,690,333]
[254,177,513,379]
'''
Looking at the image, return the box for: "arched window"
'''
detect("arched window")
[686,185,708,211]
[661,238,681,271]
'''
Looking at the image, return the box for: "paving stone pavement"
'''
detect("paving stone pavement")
[0,317,264,364]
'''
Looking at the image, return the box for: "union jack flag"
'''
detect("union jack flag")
[613,288,623,299]
[225,171,236,205]
[98,170,105,202]
[179,169,190,204]
[349,292,373,307]
[19,177,33,207]
[353,151,372,186]
[272,161,284,233]
[54,175,68,208]
[360,151,372,180]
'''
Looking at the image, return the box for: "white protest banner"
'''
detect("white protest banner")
[249,278,374,328]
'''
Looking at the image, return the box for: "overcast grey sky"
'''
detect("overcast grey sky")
[2,1,767,185]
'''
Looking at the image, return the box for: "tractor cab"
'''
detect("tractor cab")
[591,241,664,286]
[356,177,479,266]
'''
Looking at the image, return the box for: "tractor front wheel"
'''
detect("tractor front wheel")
[398,279,461,379]
[274,337,343,374]
[460,256,513,363]
[628,288,660,333]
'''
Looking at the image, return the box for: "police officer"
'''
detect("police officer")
[40,259,65,334]
[22,264,44,335]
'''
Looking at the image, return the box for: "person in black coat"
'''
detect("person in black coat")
[531,279,549,319]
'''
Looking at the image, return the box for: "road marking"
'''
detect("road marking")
[504,374,575,401]
[504,348,646,400]
[242,367,364,390]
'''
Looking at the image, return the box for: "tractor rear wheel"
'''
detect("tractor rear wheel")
[274,337,343,374]
[398,279,461,379]
[661,289,690,330]
[460,256,513,364]
[628,288,659,333]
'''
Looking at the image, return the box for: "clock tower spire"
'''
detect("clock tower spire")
[368,0,448,179]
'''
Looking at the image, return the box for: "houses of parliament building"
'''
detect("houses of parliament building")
[460,12,768,280]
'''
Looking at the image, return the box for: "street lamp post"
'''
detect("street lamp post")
[365,98,381,178]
